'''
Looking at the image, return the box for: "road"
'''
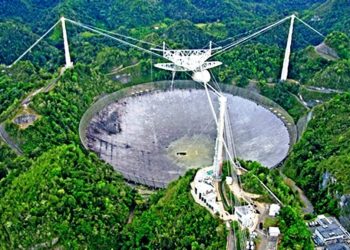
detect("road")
[21,88,43,106]
[21,69,63,107]
[0,68,65,154]
[226,228,235,250]
[0,123,23,155]
[281,172,314,214]
[305,86,344,94]
[296,93,310,110]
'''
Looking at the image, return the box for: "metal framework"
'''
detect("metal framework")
[154,61,222,72]
[152,42,222,72]
[151,42,228,179]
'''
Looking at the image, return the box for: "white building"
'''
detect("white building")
[226,176,233,185]
[269,204,281,217]
[193,168,220,214]
[235,205,255,228]
[269,227,281,237]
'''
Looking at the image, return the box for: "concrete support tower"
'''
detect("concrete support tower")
[61,17,73,69]
[280,14,295,81]
[213,95,227,180]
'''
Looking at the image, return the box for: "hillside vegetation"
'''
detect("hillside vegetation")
[0,147,227,248]
[284,93,350,215]
[4,64,127,157]
[1,0,350,248]
[0,0,327,31]
[307,59,350,90]
[121,170,227,249]
[304,32,350,90]
[0,144,136,249]
[306,0,350,36]
[0,21,61,66]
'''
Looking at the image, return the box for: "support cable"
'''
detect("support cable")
[224,110,240,172]
[150,53,154,82]
[82,23,161,48]
[212,15,292,57]
[203,80,222,97]
[65,18,163,58]
[214,16,293,46]
[204,82,219,124]
[209,70,222,93]
[295,16,325,38]
[9,19,61,67]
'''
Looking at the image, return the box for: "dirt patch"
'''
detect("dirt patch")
[13,107,40,129]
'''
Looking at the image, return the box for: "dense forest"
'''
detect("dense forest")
[284,93,350,216]
[0,144,226,249]
[4,64,124,156]
[282,29,350,220]
[0,0,328,32]
[121,170,227,249]
[0,144,136,249]
[304,0,350,36]
[1,0,350,248]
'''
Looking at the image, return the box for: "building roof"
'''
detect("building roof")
[326,243,350,250]
[316,223,346,240]
[269,227,281,235]
[315,216,349,241]
[269,204,281,217]
[196,181,213,195]
[235,206,252,216]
